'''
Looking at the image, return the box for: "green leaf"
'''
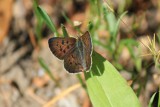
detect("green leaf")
[88,21,94,32]
[103,7,116,36]
[85,51,141,107]
[96,0,101,18]
[62,12,81,33]
[148,91,160,107]
[113,11,128,39]
[119,38,139,46]
[118,38,142,71]
[118,38,139,59]
[76,74,86,89]
[37,6,59,36]
[61,24,69,37]
[159,91,160,107]
[38,57,56,81]
[148,92,157,107]
[33,0,42,22]
[33,0,43,42]
[62,12,73,26]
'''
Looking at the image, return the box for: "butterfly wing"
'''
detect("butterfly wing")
[80,31,92,54]
[80,31,92,70]
[85,52,92,71]
[48,37,76,59]
[64,31,92,73]
[64,47,85,73]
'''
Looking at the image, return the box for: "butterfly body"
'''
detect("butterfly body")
[48,31,92,73]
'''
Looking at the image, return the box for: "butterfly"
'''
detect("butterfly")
[48,31,92,73]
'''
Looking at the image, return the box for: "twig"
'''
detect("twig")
[43,83,81,107]
[26,88,46,105]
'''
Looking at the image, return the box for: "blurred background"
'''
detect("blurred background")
[0,0,160,107]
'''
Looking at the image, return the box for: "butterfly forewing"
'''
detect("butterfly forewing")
[80,31,92,70]
[48,37,76,59]
[80,31,92,54]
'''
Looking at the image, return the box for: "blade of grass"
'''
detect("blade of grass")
[92,37,112,52]
[37,6,59,36]
[38,57,56,82]
[113,11,128,39]
[76,74,86,89]
[33,0,43,42]
[158,88,160,107]
[103,0,114,13]
[62,12,81,33]
[103,6,116,36]
[148,92,157,107]
[62,12,73,26]
[119,38,139,58]
[96,0,101,18]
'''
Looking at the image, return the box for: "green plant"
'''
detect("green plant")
[149,91,160,107]
[33,0,43,43]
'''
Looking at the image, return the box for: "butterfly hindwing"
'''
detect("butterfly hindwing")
[64,47,84,73]
[85,53,92,70]
[48,37,76,59]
